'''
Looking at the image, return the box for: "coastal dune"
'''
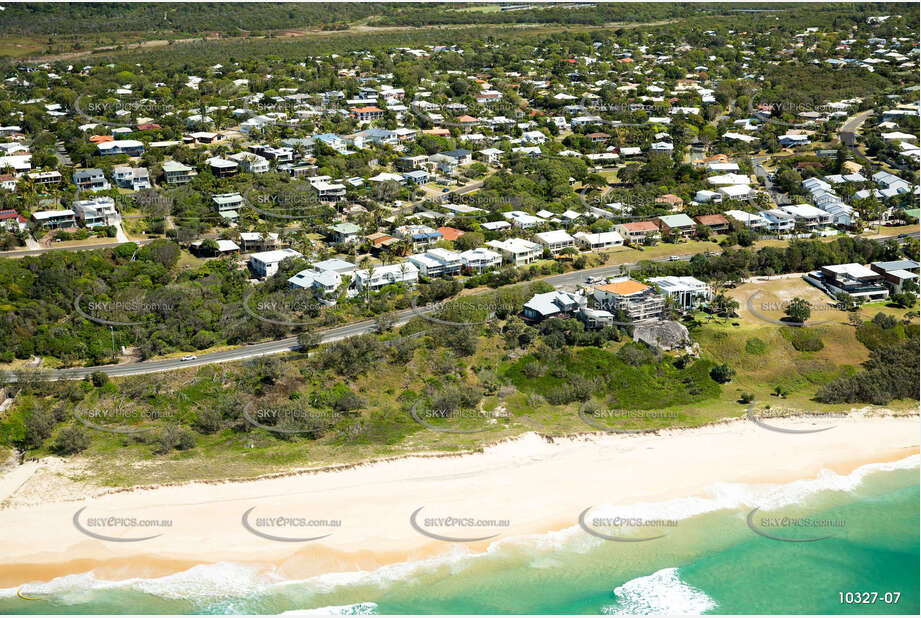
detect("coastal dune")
[0,413,917,587]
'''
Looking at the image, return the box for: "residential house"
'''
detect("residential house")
[26,170,62,187]
[0,174,15,192]
[350,106,385,121]
[212,193,244,222]
[249,248,303,279]
[73,197,118,227]
[309,177,346,201]
[72,168,110,191]
[805,263,889,301]
[394,224,442,251]
[534,229,576,254]
[396,155,429,172]
[592,279,666,321]
[229,152,270,174]
[616,221,661,245]
[780,204,832,229]
[655,194,684,211]
[574,230,624,251]
[486,238,541,266]
[96,139,144,156]
[408,248,463,277]
[653,214,696,238]
[351,262,419,292]
[870,260,920,293]
[648,276,712,309]
[477,148,504,164]
[759,208,797,233]
[403,169,430,184]
[238,232,279,252]
[0,209,28,232]
[723,209,768,229]
[459,247,502,273]
[207,157,239,178]
[113,167,151,191]
[330,222,361,244]
[694,214,729,233]
[523,291,584,322]
[32,209,76,229]
[287,268,342,295]
[162,160,195,185]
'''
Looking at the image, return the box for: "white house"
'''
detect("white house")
[486,238,541,265]
[249,248,303,279]
[408,248,463,277]
[647,276,712,309]
[534,230,576,254]
[352,262,419,292]
[459,248,502,272]
[573,230,624,250]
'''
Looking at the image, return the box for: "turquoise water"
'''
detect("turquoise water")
[2,459,918,615]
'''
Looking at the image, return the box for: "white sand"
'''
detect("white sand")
[0,413,917,585]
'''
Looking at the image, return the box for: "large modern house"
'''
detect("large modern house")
[805,263,890,301]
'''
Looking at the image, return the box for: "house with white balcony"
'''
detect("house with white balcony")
[459,248,502,273]
[780,204,832,229]
[113,166,151,190]
[486,238,541,266]
[574,230,624,251]
[249,248,303,279]
[351,262,419,292]
[408,248,463,277]
[162,160,196,185]
[647,276,712,310]
[724,209,769,229]
[229,152,270,174]
[73,197,118,227]
[759,208,797,233]
[534,229,576,254]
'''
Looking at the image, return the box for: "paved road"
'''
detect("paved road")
[6,252,695,382]
[840,110,873,150]
[0,238,154,258]
[6,232,914,383]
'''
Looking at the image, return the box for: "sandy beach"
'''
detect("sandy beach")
[0,412,917,588]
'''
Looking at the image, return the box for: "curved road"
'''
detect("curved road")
[6,232,915,382]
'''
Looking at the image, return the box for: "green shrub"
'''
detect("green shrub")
[782,327,824,352]
[745,337,767,355]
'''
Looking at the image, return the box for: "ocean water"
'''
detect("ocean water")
[2,457,918,615]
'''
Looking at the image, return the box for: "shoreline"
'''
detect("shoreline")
[0,413,918,589]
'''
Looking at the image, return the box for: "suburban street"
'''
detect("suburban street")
[8,230,914,383]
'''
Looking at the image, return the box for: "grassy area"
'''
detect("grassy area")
[5,270,915,488]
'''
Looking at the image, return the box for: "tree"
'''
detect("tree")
[24,408,56,448]
[90,371,109,387]
[297,330,322,350]
[710,363,735,384]
[784,297,811,325]
[54,425,90,455]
